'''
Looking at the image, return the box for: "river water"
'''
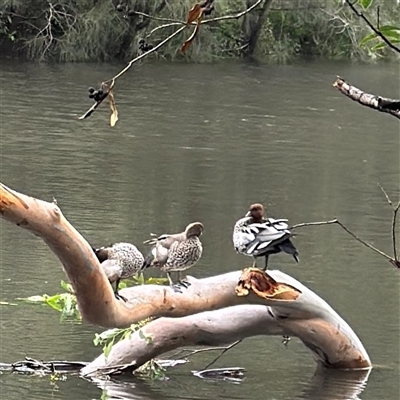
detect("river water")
[0,59,399,400]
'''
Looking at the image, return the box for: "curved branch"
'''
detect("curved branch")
[0,182,301,328]
[82,273,371,376]
[0,181,371,372]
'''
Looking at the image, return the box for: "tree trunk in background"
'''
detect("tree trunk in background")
[241,0,274,56]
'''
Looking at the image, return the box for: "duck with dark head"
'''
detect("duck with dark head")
[233,203,299,270]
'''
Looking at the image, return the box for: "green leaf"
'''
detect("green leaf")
[145,277,169,285]
[60,280,74,293]
[371,39,400,51]
[138,329,153,344]
[103,338,114,357]
[359,32,378,47]
[358,0,373,10]
[95,328,123,342]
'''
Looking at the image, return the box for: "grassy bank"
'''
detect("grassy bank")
[0,0,398,62]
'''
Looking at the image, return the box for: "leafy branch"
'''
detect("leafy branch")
[345,0,400,54]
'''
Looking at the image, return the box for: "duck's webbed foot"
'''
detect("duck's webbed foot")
[170,282,185,293]
[114,291,128,302]
[177,279,191,288]
[282,335,291,347]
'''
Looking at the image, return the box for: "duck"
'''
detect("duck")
[143,222,204,291]
[233,203,299,270]
[92,242,145,301]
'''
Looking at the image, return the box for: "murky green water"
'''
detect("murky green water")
[0,59,399,400]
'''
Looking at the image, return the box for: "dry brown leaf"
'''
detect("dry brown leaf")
[108,91,119,127]
[186,3,203,26]
[235,268,301,301]
[180,22,201,54]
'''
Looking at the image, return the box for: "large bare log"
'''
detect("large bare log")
[333,77,400,119]
[82,270,371,375]
[0,182,371,371]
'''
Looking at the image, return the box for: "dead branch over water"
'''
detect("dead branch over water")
[79,0,264,122]
[333,77,400,120]
[0,181,371,371]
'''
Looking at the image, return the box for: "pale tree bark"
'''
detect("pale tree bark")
[0,182,371,372]
[333,77,400,120]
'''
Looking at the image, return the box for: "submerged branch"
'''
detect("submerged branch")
[333,77,400,119]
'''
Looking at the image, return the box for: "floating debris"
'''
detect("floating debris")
[192,367,246,383]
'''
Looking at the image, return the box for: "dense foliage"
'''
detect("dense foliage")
[0,1,398,63]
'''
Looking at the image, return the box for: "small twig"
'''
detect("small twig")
[376,5,380,30]
[344,0,400,54]
[291,219,339,229]
[378,183,400,263]
[292,218,396,264]
[393,202,400,264]
[130,10,184,24]
[378,183,393,206]
[202,340,242,370]
[171,345,239,360]
[79,0,263,120]
[79,26,185,120]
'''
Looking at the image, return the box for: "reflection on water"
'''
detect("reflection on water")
[0,60,399,400]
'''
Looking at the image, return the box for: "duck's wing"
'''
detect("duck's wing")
[143,233,170,245]
[100,259,121,283]
[244,222,291,256]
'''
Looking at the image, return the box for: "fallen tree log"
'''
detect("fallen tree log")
[0,182,371,371]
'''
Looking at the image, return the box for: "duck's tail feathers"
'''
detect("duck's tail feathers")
[280,239,299,263]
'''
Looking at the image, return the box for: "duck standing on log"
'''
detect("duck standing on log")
[233,203,299,270]
[93,242,145,301]
[143,222,204,291]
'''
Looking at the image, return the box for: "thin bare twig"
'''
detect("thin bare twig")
[129,10,184,24]
[202,340,242,370]
[377,183,400,263]
[171,344,240,360]
[378,183,393,206]
[79,0,263,120]
[291,219,339,229]
[292,218,396,264]
[344,0,400,54]
[79,26,185,120]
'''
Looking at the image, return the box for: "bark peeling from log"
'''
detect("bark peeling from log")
[236,267,301,300]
